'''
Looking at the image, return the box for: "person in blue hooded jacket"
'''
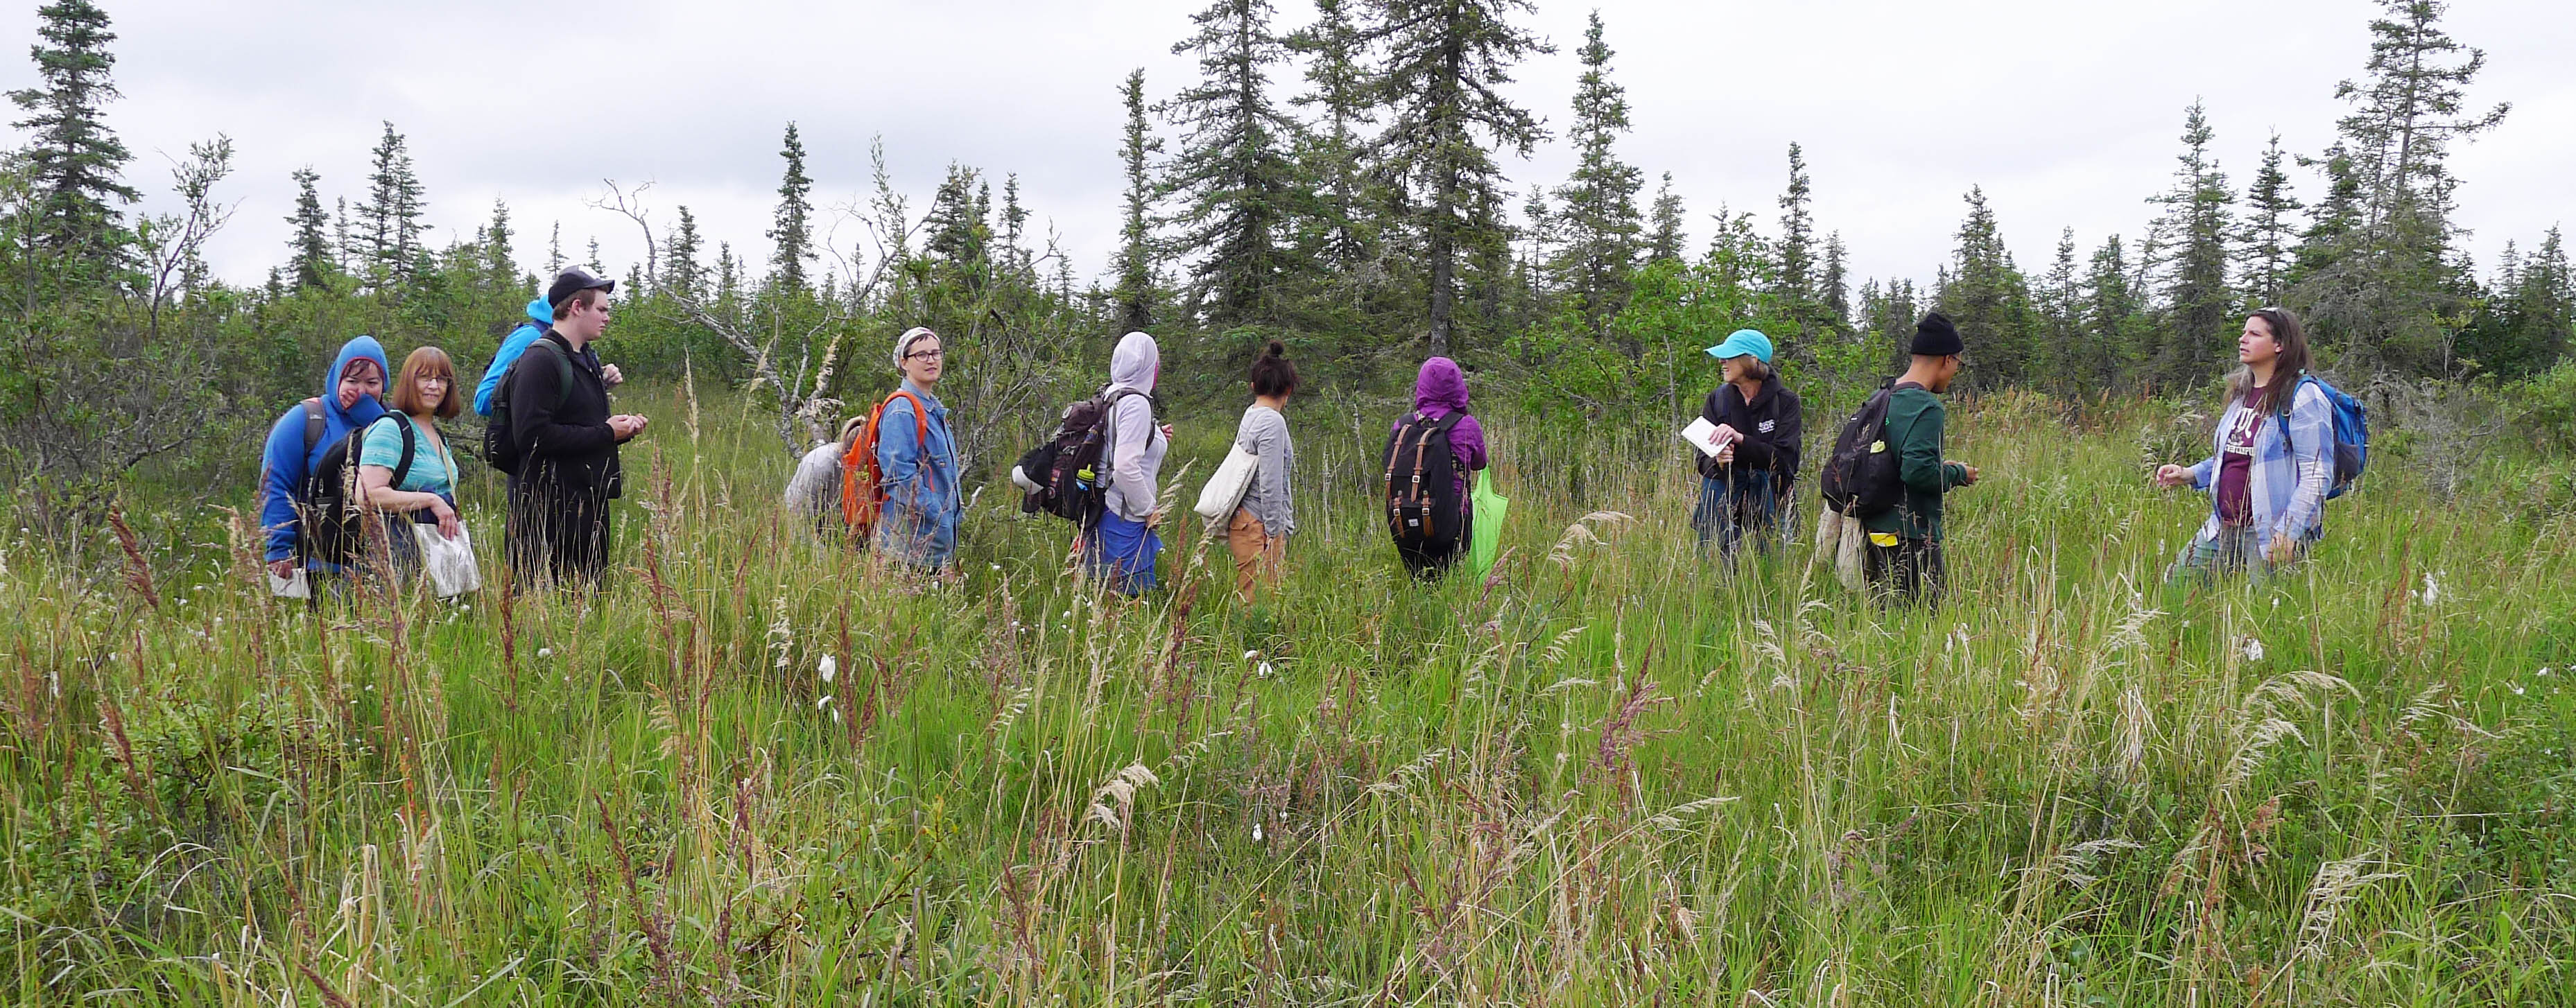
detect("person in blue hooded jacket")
[259,336,391,586]
[475,293,623,416]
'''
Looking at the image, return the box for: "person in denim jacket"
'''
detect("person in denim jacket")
[876,327,962,571]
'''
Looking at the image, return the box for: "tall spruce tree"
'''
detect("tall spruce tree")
[661,205,704,299]
[1547,10,1641,333]
[768,122,815,290]
[1819,231,1850,328]
[2036,227,2080,388]
[2298,0,2509,374]
[1113,69,1163,333]
[2079,235,2148,390]
[1365,0,1551,356]
[1287,0,1378,278]
[1646,172,1685,265]
[2460,227,2570,377]
[1935,186,2037,386]
[2241,132,2301,307]
[2143,101,2236,389]
[481,198,515,290]
[1775,142,1815,303]
[284,167,333,290]
[1162,0,1302,330]
[8,0,135,258]
[356,122,428,291]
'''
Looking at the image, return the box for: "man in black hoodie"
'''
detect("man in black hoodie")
[505,268,648,587]
[1691,329,1802,559]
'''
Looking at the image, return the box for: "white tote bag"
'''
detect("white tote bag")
[413,523,483,597]
[1191,442,1261,522]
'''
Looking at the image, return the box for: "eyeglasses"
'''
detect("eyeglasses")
[906,349,945,361]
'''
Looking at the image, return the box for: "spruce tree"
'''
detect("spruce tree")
[481,198,515,290]
[1365,0,1551,356]
[2079,235,2147,390]
[999,173,1032,280]
[1547,10,1641,334]
[357,122,429,290]
[2142,101,2236,389]
[1161,0,1303,331]
[1112,69,1163,333]
[2037,227,2080,388]
[284,166,333,290]
[2241,132,2301,307]
[1819,232,1850,328]
[1286,0,1377,279]
[546,221,564,275]
[2301,0,2509,374]
[768,122,815,290]
[8,0,136,257]
[1775,142,1815,302]
[1935,186,2037,386]
[661,205,704,299]
[1646,172,1685,264]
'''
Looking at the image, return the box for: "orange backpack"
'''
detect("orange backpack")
[841,389,934,543]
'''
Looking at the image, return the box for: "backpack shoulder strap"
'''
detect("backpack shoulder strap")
[301,398,325,456]
[390,414,417,487]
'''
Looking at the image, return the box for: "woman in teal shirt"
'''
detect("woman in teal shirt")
[360,347,465,569]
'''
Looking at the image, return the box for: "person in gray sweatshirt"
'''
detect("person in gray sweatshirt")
[1227,341,1297,601]
[1086,331,1168,595]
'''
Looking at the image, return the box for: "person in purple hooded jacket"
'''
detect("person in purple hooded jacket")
[1385,356,1488,577]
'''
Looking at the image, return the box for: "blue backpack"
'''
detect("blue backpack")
[2280,374,2367,499]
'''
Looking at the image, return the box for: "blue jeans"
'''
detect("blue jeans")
[1691,473,1783,559]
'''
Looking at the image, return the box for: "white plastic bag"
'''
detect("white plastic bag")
[1191,442,1261,522]
[413,523,483,597]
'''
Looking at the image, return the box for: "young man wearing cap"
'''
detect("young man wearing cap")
[505,267,649,587]
[1862,312,1981,605]
[1692,329,1802,558]
[476,277,624,417]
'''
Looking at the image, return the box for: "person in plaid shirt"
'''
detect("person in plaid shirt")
[2153,307,2335,580]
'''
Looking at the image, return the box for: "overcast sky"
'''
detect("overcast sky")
[6,0,2568,299]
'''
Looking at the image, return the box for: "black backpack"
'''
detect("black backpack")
[1019,388,1150,527]
[1819,382,1904,518]
[1382,410,1467,550]
[482,338,573,476]
[301,410,417,566]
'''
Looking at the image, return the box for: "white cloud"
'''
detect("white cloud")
[6,0,2566,302]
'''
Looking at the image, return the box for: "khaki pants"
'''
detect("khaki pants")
[1226,507,1286,602]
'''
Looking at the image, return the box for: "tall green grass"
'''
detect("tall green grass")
[3,385,2570,1005]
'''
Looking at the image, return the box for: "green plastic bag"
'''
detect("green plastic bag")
[1469,470,1508,577]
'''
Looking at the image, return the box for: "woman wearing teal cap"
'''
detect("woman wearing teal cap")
[1691,329,1802,559]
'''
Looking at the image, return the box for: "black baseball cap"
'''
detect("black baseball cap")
[546,266,615,311]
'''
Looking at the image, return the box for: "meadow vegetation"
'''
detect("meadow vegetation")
[4,384,2571,1005]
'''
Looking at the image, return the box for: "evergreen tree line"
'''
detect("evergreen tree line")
[0,0,2568,542]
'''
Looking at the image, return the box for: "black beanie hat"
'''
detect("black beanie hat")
[1910,312,1963,356]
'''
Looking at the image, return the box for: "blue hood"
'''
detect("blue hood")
[523,295,552,327]
[323,336,392,431]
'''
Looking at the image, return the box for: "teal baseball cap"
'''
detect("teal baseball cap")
[1705,329,1773,364]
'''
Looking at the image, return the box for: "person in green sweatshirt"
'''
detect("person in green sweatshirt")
[1861,312,1981,605]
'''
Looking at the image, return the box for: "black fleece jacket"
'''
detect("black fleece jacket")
[1697,374,1803,492]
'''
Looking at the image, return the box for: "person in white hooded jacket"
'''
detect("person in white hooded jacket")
[1087,331,1168,595]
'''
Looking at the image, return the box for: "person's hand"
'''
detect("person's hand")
[1714,443,1736,466]
[1711,423,1742,447]
[608,414,647,440]
[1957,463,1981,486]
[2154,464,2192,489]
[1159,423,1175,442]
[602,363,624,388]
[1145,510,1164,530]
[267,558,297,580]
[429,496,461,539]
[2265,535,2296,565]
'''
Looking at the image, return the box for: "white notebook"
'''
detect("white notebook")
[1680,417,1732,458]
